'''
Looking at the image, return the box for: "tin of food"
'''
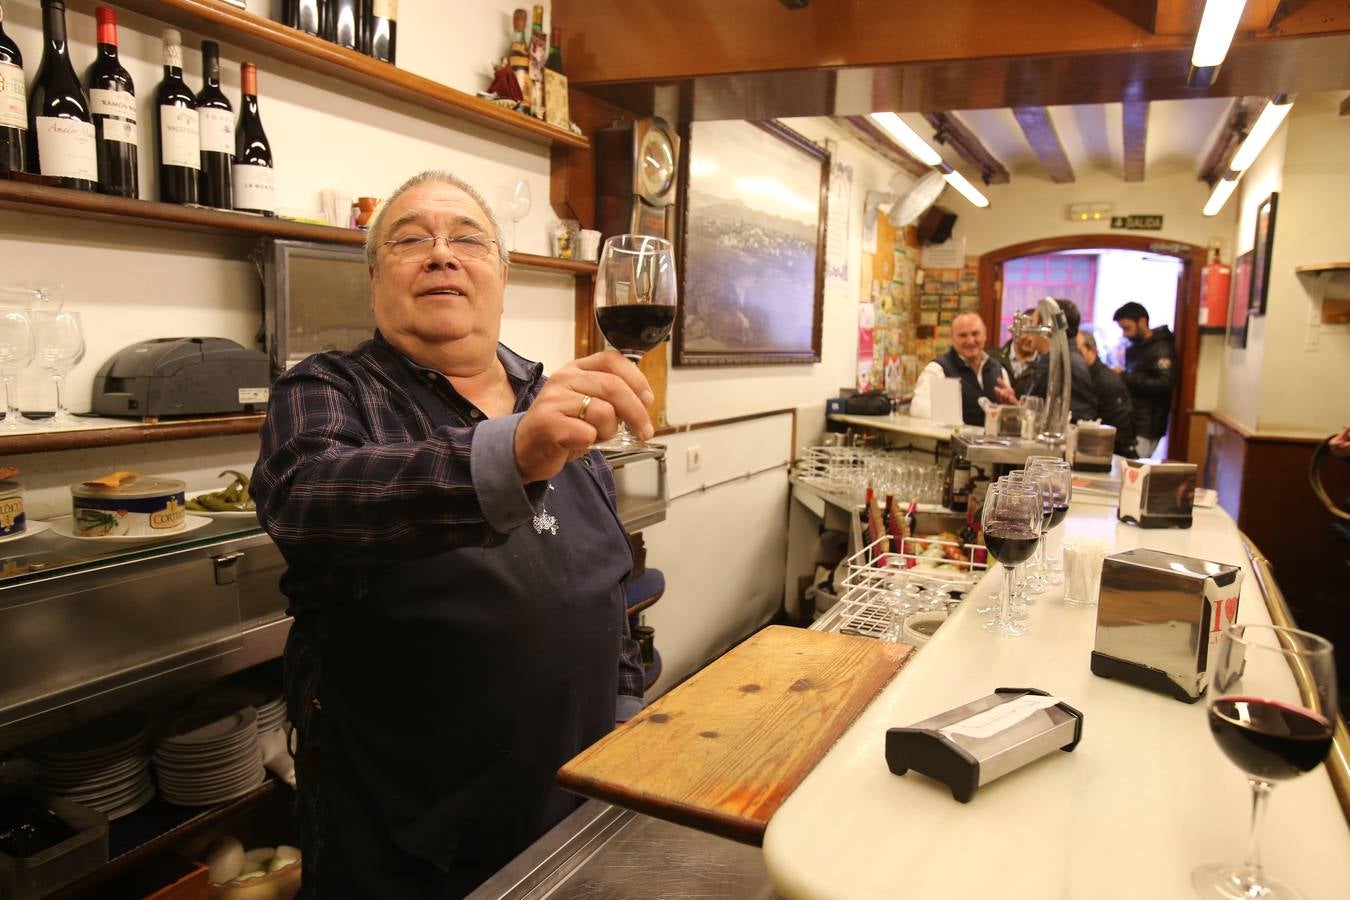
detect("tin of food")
[71,475,188,537]
[0,480,26,537]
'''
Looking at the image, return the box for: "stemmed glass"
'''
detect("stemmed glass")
[503,179,531,251]
[1027,457,1072,586]
[30,309,85,427]
[592,234,677,451]
[980,478,1042,637]
[0,309,34,430]
[1193,624,1337,900]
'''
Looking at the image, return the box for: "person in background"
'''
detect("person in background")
[1076,331,1137,458]
[252,170,647,898]
[1112,301,1177,458]
[910,312,1017,426]
[1025,298,1099,422]
[995,314,1040,397]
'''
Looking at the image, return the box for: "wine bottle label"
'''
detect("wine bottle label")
[373,0,398,19]
[100,117,137,145]
[90,88,137,123]
[36,116,97,180]
[159,105,200,168]
[232,163,275,212]
[0,60,25,130]
[198,107,235,154]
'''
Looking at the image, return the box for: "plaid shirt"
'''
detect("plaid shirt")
[252,332,645,704]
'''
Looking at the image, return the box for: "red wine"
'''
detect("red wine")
[984,526,1039,566]
[195,41,232,209]
[232,63,274,216]
[28,0,97,191]
[86,7,137,198]
[596,305,676,356]
[0,1,26,175]
[1048,504,1069,529]
[367,0,396,64]
[1209,697,1333,781]
[155,29,199,205]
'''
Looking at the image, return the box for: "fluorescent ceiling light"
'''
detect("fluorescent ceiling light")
[1229,97,1293,172]
[1203,176,1239,217]
[942,170,989,208]
[1192,0,1246,68]
[869,112,943,167]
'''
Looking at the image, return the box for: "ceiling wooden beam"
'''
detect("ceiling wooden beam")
[1122,101,1149,182]
[1012,107,1075,183]
[1197,96,1268,185]
[921,112,1010,184]
[835,117,932,178]
[1341,94,1350,116]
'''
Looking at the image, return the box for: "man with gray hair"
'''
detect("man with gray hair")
[253,170,649,897]
[1076,330,1137,458]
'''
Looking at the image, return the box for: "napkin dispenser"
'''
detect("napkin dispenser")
[1090,548,1243,703]
[1117,458,1197,528]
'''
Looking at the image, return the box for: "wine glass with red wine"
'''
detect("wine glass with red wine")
[1192,623,1337,900]
[979,478,1042,637]
[592,235,677,451]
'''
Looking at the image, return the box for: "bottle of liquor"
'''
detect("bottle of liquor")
[196,40,232,209]
[508,9,530,114]
[86,7,137,198]
[367,0,396,64]
[285,0,322,37]
[326,0,359,50]
[528,5,546,120]
[0,0,27,175]
[27,0,97,190]
[232,63,274,217]
[543,25,569,130]
[155,29,198,204]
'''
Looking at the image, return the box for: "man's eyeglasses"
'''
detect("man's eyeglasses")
[380,233,498,263]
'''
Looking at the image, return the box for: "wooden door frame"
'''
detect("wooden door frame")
[977,234,1206,462]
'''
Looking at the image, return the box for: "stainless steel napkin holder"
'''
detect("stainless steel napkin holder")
[1090,548,1243,703]
[1117,459,1197,528]
[885,688,1083,802]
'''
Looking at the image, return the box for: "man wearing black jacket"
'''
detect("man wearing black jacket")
[1077,331,1137,457]
[1112,301,1177,458]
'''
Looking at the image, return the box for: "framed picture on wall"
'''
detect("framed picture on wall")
[1249,192,1278,316]
[674,119,828,366]
[1229,250,1253,349]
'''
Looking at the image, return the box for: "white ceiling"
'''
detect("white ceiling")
[899,97,1236,182]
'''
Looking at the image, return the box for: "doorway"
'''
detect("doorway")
[978,234,1207,462]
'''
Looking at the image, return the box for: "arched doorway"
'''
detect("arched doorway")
[978,234,1207,462]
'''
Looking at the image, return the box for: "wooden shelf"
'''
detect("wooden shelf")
[114,0,587,150]
[0,180,597,277]
[1295,263,1350,274]
[0,414,265,455]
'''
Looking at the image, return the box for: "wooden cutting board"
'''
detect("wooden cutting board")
[557,625,912,845]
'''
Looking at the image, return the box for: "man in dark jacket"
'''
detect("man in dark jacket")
[1112,301,1177,458]
[1025,298,1099,423]
[1077,331,1137,458]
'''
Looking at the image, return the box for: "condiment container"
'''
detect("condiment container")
[71,476,187,537]
[0,795,108,900]
[0,480,26,537]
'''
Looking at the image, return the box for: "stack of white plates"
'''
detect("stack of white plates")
[30,710,155,820]
[153,705,265,806]
[255,695,287,735]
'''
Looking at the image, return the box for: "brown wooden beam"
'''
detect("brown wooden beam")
[921,112,1010,184]
[1341,95,1350,116]
[1197,96,1268,185]
[835,117,931,178]
[1012,107,1075,183]
[1122,100,1149,182]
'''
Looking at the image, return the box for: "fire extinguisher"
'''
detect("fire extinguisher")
[1200,247,1231,328]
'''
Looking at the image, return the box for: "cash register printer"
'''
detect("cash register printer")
[91,337,271,418]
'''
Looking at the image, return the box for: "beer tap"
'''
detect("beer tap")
[1011,297,1071,445]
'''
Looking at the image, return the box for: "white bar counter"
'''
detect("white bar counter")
[763,502,1350,899]
[827,412,956,443]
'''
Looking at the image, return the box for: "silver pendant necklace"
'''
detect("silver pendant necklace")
[532,484,559,535]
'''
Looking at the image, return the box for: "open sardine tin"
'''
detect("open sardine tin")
[1091,548,1243,703]
[70,476,187,537]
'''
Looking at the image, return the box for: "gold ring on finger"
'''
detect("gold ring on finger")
[577,394,594,421]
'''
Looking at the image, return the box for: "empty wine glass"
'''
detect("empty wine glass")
[0,309,33,430]
[31,309,85,427]
[1193,624,1337,900]
[503,179,531,251]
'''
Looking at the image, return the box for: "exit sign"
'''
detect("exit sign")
[1111,215,1163,230]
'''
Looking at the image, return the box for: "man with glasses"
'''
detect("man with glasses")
[252,171,650,898]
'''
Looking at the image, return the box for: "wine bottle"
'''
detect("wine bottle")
[232,63,274,217]
[543,25,569,130]
[0,0,27,175]
[367,0,396,64]
[196,40,232,209]
[528,5,546,120]
[508,9,529,114]
[86,7,137,198]
[327,0,359,50]
[155,29,198,204]
[27,0,97,190]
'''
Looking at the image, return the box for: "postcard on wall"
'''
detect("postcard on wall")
[941,294,960,309]
[825,159,852,285]
[919,311,939,326]
[939,311,955,326]
[959,295,980,311]
[920,294,940,310]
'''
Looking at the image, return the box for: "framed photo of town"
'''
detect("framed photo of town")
[1249,192,1278,316]
[674,120,828,366]
[1229,250,1253,349]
